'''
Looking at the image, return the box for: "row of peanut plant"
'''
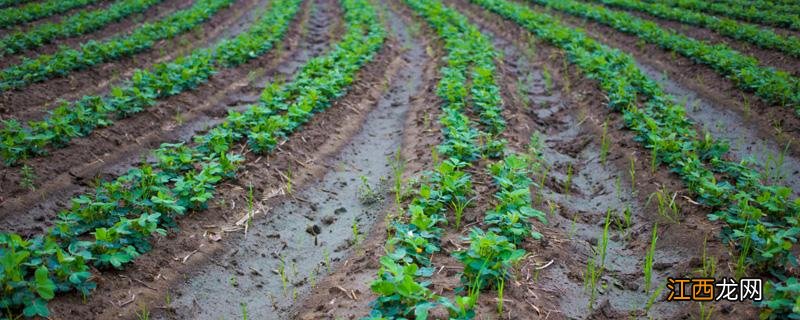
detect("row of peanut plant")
[526,0,800,112]
[367,0,545,318]
[587,0,800,58]
[472,0,799,318]
[0,0,100,28]
[645,0,800,31]
[0,0,163,57]
[0,0,294,166]
[0,0,385,317]
[0,0,233,91]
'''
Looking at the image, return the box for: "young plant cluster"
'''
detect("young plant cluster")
[0,0,303,165]
[0,0,233,91]
[590,0,800,58]
[650,0,800,31]
[529,0,800,112]
[0,0,163,56]
[0,0,385,317]
[473,0,800,317]
[0,0,99,28]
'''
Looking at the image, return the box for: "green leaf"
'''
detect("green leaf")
[23,298,50,317]
[34,266,56,300]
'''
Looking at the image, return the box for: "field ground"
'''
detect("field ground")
[0,0,798,319]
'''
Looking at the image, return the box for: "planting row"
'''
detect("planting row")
[0,0,299,166]
[0,0,101,28]
[0,0,232,92]
[0,0,386,317]
[473,0,800,318]
[644,0,800,32]
[587,0,800,58]
[367,0,544,318]
[0,0,163,57]
[528,0,800,112]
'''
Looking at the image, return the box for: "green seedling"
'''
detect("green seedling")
[644,285,664,315]
[173,111,185,125]
[229,276,238,287]
[323,248,331,273]
[357,175,383,205]
[643,223,658,293]
[615,205,632,239]
[564,163,573,194]
[497,278,505,316]
[647,188,680,223]
[278,256,288,295]
[542,66,553,94]
[284,169,293,194]
[450,197,474,229]
[568,214,578,240]
[599,120,609,164]
[20,164,36,191]
[241,302,248,320]
[136,303,150,320]
[352,219,362,246]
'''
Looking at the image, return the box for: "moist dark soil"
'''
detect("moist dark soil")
[0,0,265,119]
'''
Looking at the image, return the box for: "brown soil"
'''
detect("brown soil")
[0,0,193,69]
[0,0,265,120]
